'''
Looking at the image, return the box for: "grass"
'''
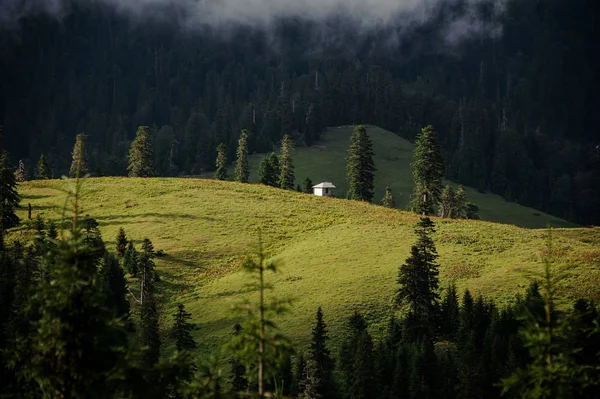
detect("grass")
[14,177,599,356]
[243,125,575,229]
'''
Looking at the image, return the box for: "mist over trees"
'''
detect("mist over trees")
[0,0,599,225]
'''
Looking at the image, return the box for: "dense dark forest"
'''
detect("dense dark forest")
[1,0,599,224]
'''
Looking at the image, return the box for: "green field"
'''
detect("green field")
[244,125,574,229]
[14,177,600,354]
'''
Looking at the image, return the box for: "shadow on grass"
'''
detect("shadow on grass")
[20,194,53,200]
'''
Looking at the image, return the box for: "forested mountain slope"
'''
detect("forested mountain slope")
[15,178,600,349]
[1,0,599,226]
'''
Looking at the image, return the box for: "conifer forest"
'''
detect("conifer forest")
[1,0,599,398]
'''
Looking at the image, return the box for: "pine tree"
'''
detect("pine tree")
[128,126,156,177]
[171,303,196,352]
[139,238,156,305]
[70,133,89,178]
[15,160,26,182]
[340,312,377,399]
[235,129,250,183]
[438,185,455,218]
[303,178,313,194]
[101,253,130,321]
[140,292,160,369]
[35,154,50,180]
[259,153,280,187]
[453,185,468,218]
[410,125,444,215]
[296,184,302,192]
[309,307,334,398]
[47,221,58,240]
[346,125,376,202]
[10,182,130,397]
[123,240,139,276]
[0,152,20,231]
[279,134,295,190]
[381,186,396,208]
[116,227,127,258]
[215,143,228,180]
[441,283,460,339]
[396,217,440,337]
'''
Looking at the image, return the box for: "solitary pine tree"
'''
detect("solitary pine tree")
[0,153,20,231]
[259,153,280,187]
[15,160,26,182]
[453,185,468,219]
[115,228,127,258]
[346,125,376,202]
[171,303,196,352]
[410,125,444,215]
[123,240,138,276]
[396,217,440,337]
[438,185,455,218]
[70,133,88,178]
[303,178,313,194]
[309,307,334,398]
[215,143,228,180]
[279,134,295,190]
[381,186,396,208]
[235,129,250,183]
[128,126,155,177]
[35,154,50,180]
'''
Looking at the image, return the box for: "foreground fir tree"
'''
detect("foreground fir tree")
[381,186,396,208]
[35,154,49,180]
[235,129,250,183]
[70,133,89,178]
[214,143,228,180]
[171,303,196,353]
[15,160,26,182]
[259,153,280,187]
[0,152,20,231]
[115,227,127,258]
[396,217,440,338]
[101,253,130,322]
[9,180,130,397]
[438,185,455,218]
[279,134,295,190]
[410,125,444,215]
[346,125,376,202]
[140,288,160,369]
[228,238,293,397]
[128,126,156,177]
[309,307,335,398]
[339,312,377,399]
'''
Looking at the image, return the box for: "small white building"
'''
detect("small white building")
[312,182,336,197]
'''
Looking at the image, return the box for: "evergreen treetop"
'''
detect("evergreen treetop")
[259,152,280,187]
[381,186,396,208]
[128,126,156,178]
[35,154,50,180]
[215,143,228,181]
[235,129,250,183]
[346,125,376,202]
[15,160,26,182]
[171,303,197,352]
[411,125,444,215]
[115,227,127,258]
[279,134,295,190]
[70,133,89,178]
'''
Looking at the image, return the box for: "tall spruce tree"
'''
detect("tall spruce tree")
[453,185,468,219]
[140,291,160,369]
[235,129,250,183]
[259,153,280,187]
[215,143,228,181]
[279,134,295,190]
[339,312,377,399]
[70,133,88,178]
[410,125,444,215]
[0,152,20,231]
[171,303,196,352]
[123,240,138,276]
[15,160,26,182]
[396,217,440,338]
[309,307,334,398]
[35,154,49,180]
[101,253,130,321]
[128,126,156,177]
[116,227,127,258]
[346,125,376,202]
[438,185,456,218]
[381,186,396,208]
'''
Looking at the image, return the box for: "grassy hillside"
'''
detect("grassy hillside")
[14,178,599,354]
[244,125,574,228]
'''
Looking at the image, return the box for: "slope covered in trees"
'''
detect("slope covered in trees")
[1,0,599,225]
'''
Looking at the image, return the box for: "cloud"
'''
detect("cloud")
[0,0,507,44]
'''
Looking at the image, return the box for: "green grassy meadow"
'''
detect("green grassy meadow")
[14,177,600,354]
[244,125,575,229]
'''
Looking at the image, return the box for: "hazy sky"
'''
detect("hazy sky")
[0,0,506,44]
